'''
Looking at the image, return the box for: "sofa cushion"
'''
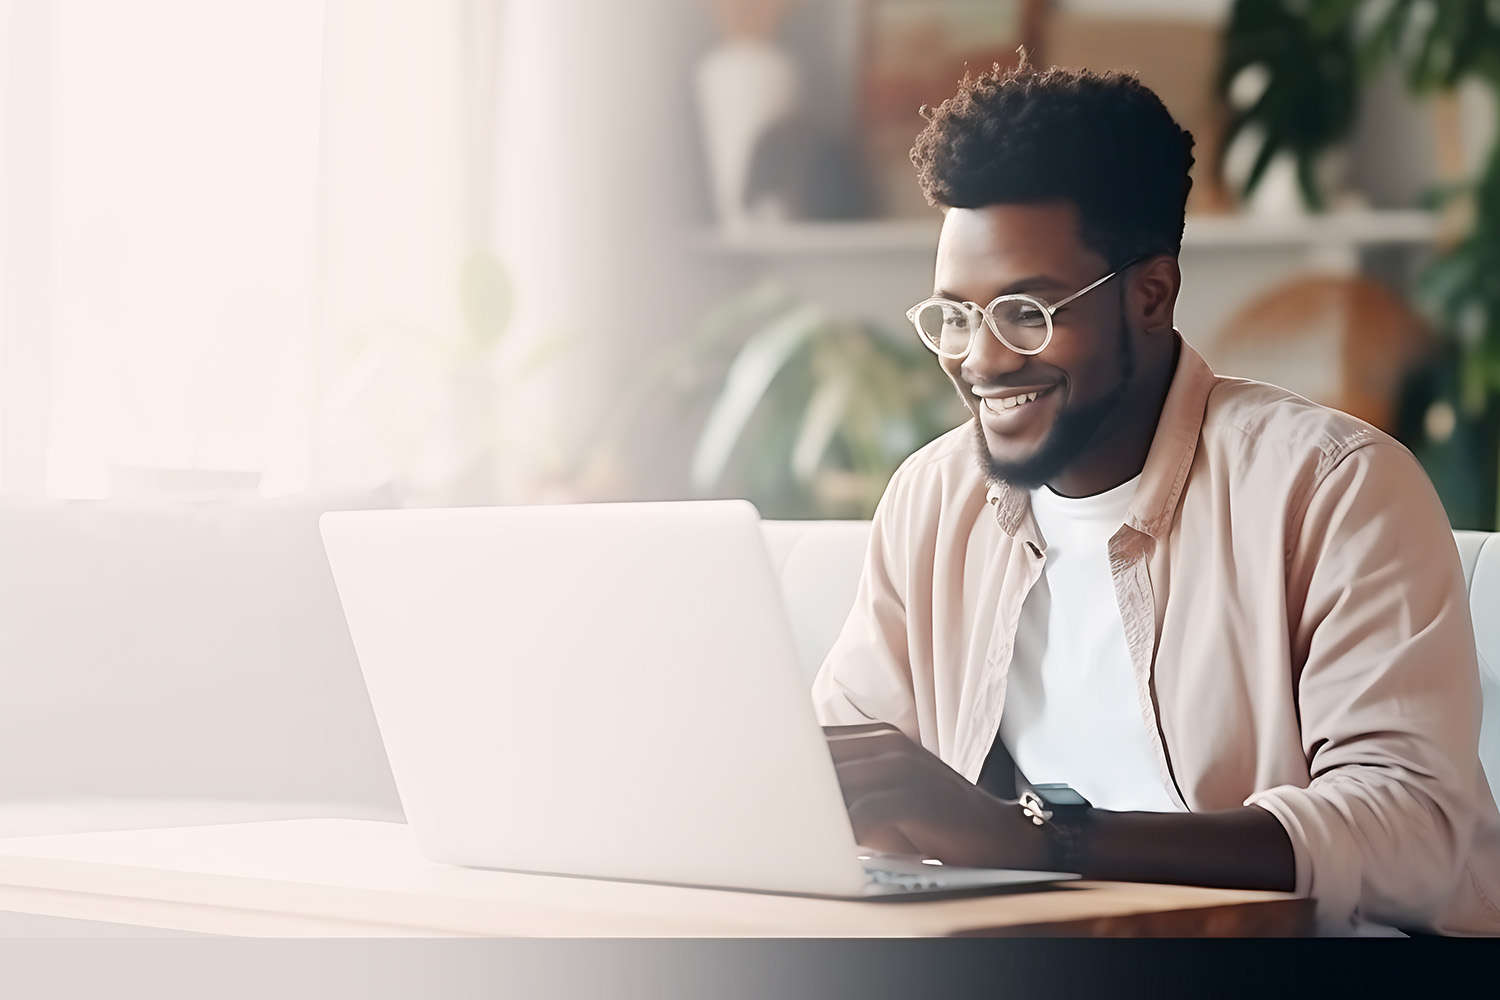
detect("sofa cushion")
[0,491,403,821]
[1465,533,1500,806]
[760,520,871,684]
[1454,530,1489,590]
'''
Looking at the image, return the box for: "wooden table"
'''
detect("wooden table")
[0,819,1312,937]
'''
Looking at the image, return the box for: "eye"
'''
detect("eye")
[994,298,1049,328]
[912,300,974,347]
[1014,302,1047,327]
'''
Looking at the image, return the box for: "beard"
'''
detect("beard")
[973,305,1135,492]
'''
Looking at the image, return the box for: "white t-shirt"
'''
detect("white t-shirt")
[998,474,1183,813]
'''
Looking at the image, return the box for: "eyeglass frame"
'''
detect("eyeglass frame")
[906,255,1146,360]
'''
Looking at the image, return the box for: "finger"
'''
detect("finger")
[845,788,930,855]
[854,825,922,858]
[832,742,967,792]
[825,728,915,766]
[821,722,901,739]
[831,751,925,807]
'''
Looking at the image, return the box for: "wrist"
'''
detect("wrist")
[1011,803,1058,870]
[1019,785,1095,874]
[1040,811,1092,874]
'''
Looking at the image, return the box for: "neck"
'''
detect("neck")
[1047,335,1179,499]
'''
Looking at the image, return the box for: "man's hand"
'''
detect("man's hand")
[822,725,1297,889]
[824,725,1053,870]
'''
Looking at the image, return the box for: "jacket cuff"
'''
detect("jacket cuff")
[1244,786,1365,935]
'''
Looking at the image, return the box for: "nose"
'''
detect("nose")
[959,315,1026,386]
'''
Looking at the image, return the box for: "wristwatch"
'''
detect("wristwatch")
[1017,782,1093,873]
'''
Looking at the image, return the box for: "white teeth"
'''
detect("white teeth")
[995,390,1041,410]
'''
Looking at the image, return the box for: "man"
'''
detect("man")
[811,61,1500,935]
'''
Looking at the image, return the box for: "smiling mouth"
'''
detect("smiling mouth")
[979,385,1056,413]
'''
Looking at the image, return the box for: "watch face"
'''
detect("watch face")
[1031,783,1091,810]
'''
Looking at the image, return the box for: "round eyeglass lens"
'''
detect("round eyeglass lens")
[913,300,976,356]
[988,296,1051,352]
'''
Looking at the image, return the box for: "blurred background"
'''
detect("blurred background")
[2,0,1498,523]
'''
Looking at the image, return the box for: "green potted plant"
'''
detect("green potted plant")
[1224,0,1500,526]
[1219,0,1363,210]
[595,281,967,519]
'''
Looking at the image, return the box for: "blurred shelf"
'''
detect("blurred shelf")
[693,219,941,255]
[1181,209,1440,247]
[692,209,1441,257]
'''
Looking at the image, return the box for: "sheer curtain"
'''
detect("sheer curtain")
[316,0,700,504]
[1,0,323,498]
[310,0,509,504]
[0,0,694,502]
[487,0,700,503]
[0,0,51,494]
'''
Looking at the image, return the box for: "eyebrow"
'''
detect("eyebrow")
[932,275,1071,300]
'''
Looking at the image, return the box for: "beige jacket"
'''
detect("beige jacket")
[812,339,1500,935]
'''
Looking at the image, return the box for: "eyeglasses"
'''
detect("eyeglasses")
[906,258,1142,359]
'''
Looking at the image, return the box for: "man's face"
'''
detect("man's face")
[932,202,1136,491]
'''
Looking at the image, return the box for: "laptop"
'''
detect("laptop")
[319,500,1078,898]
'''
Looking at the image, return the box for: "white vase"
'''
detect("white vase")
[1223,126,1362,217]
[695,38,799,230]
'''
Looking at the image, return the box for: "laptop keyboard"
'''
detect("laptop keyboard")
[862,861,943,892]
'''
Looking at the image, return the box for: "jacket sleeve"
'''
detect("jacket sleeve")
[809,458,921,739]
[1245,439,1486,933]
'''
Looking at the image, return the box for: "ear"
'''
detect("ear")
[1129,255,1180,336]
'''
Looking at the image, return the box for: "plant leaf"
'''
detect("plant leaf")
[459,251,513,348]
[790,364,856,483]
[690,302,826,492]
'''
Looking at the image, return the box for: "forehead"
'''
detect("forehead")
[933,202,1102,296]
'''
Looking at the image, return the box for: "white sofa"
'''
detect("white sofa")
[0,504,1495,839]
[0,494,404,837]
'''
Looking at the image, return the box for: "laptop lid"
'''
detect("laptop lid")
[319,500,868,896]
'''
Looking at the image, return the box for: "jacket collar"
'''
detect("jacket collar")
[985,334,1215,541]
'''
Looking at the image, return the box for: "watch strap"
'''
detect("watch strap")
[1017,786,1092,873]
